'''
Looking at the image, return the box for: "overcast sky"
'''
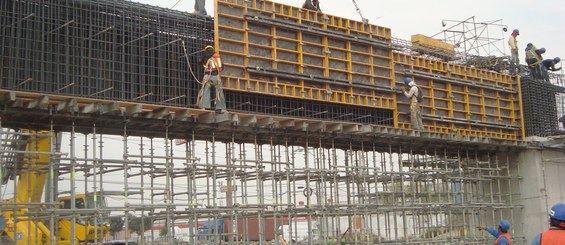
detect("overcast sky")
[132,0,565,67]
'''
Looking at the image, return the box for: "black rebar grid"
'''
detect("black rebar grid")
[521,78,558,137]
[226,91,394,125]
[0,0,213,107]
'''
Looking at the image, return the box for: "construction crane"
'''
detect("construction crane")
[0,130,109,244]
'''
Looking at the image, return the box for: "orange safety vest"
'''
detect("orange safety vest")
[495,233,511,245]
[205,52,223,72]
[540,229,565,244]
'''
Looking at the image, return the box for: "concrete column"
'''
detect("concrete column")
[512,147,565,243]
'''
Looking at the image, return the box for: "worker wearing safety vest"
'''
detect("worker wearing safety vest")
[196,45,227,113]
[478,219,512,245]
[531,203,565,245]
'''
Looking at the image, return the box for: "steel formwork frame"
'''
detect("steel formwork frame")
[0,120,523,244]
[0,0,529,244]
[0,0,524,139]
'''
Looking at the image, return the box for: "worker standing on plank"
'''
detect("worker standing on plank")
[508,29,520,74]
[196,45,227,113]
[531,203,565,245]
[402,78,425,131]
[478,219,512,245]
[302,0,321,12]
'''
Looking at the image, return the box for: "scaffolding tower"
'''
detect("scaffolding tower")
[0,122,523,244]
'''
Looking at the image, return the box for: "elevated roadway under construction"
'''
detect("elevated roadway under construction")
[1,0,564,244]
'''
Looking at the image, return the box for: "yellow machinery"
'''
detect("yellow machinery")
[0,130,109,244]
[57,194,110,242]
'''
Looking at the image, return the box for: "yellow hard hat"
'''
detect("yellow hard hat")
[204,45,214,51]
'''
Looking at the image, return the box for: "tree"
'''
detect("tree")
[127,215,153,236]
[160,227,168,237]
[109,216,124,239]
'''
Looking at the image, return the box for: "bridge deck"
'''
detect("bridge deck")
[0,90,526,153]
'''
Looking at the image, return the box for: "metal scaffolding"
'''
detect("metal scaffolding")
[0,122,523,244]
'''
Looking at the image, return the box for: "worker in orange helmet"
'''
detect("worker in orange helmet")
[196,45,227,113]
[531,203,565,244]
[302,0,321,12]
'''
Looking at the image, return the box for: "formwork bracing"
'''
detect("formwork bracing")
[0,121,524,244]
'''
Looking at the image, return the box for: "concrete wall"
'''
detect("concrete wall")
[513,146,565,244]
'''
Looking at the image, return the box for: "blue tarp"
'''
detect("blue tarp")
[0,214,6,232]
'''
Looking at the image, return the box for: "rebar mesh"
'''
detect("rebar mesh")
[520,77,558,137]
[0,0,213,106]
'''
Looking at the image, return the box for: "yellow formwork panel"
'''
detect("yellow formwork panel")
[216,0,522,141]
[216,0,395,109]
[393,52,522,140]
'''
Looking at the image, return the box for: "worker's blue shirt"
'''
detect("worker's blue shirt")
[531,226,562,245]
[531,233,541,245]
[487,227,510,245]
[541,59,554,69]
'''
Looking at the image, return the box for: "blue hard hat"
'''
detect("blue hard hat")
[539,48,546,53]
[513,29,519,34]
[404,77,412,85]
[498,220,511,232]
[555,57,561,63]
[550,203,565,221]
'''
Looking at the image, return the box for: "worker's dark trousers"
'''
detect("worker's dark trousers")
[529,65,542,80]
[194,0,207,15]
[509,50,519,74]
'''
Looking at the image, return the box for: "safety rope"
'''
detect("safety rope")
[181,40,204,85]
[351,0,369,24]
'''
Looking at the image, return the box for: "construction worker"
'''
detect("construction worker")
[541,57,562,81]
[531,203,565,244]
[532,203,565,245]
[302,0,321,12]
[559,115,565,130]
[508,29,519,74]
[525,43,545,79]
[478,219,511,245]
[402,77,425,131]
[194,0,207,16]
[196,45,227,113]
